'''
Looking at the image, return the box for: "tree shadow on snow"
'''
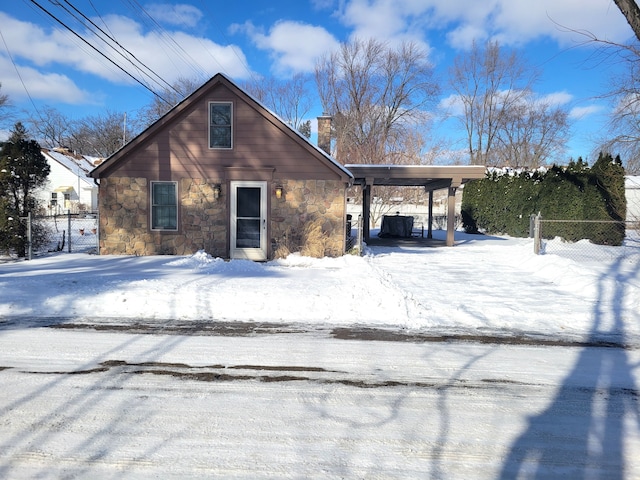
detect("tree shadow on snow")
[499,253,640,478]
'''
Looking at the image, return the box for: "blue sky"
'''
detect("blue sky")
[0,0,635,162]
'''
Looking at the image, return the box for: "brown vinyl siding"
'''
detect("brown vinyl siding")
[103,85,343,182]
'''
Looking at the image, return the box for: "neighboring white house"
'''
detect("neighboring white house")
[626,176,640,222]
[37,148,101,215]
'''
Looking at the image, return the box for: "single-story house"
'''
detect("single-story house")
[39,148,100,214]
[90,73,353,260]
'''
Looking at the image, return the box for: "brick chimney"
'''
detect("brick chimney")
[317,113,332,155]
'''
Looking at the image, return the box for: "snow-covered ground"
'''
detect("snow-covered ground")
[2,230,639,344]
[1,230,639,478]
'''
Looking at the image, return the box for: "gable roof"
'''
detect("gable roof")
[90,73,352,181]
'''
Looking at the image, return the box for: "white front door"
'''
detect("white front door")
[230,181,268,260]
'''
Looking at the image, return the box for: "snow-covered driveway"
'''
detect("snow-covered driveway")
[0,327,638,479]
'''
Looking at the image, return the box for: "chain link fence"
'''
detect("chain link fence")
[23,211,99,259]
[532,215,640,261]
[347,214,364,254]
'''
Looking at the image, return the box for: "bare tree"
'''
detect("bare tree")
[571,30,640,172]
[243,73,314,137]
[0,83,14,131]
[598,59,640,173]
[26,104,136,157]
[315,38,439,165]
[27,105,74,149]
[552,5,640,172]
[449,40,539,166]
[68,110,130,157]
[0,84,7,111]
[138,77,201,128]
[493,95,570,168]
[614,0,640,42]
[367,122,438,228]
[315,38,439,227]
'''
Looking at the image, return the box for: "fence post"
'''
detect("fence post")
[529,214,535,238]
[67,210,72,253]
[27,211,32,261]
[534,214,540,254]
[357,214,363,255]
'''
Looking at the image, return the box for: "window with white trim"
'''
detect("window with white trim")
[151,181,178,230]
[209,102,232,149]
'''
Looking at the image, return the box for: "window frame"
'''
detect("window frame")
[150,181,179,231]
[208,101,233,149]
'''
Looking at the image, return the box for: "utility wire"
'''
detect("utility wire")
[59,0,178,95]
[0,26,41,120]
[28,0,171,105]
[124,0,209,81]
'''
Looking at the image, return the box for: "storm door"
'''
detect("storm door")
[230,181,267,260]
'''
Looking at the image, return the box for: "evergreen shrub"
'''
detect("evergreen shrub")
[461,153,626,245]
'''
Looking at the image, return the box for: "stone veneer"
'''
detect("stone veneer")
[98,177,226,256]
[99,177,346,258]
[270,179,346,257]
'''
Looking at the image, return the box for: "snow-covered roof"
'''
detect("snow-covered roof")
[42,149,99,188]
[625,175,640,189]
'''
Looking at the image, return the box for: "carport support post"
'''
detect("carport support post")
[427,190,433,239]
[362,182,372,241]
[446,184,458,246]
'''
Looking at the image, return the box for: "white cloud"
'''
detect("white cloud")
[338,0,435,54]
[241,20,340,75]
[538,91,573,107]
[334,0,632,50]
[438,93,465,117]
[87,14,252,82]
[446,24,488,50]
[570,104,603,119]
[342,0,408,41]
[0,56,95,105]
[439,90,576,117]
[495,0,632,46]
[0,11,252,103]
[144,3,203,28]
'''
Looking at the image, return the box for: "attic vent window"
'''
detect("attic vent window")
[209,102,232,149]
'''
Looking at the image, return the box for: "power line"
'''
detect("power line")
[0,25,41,120]
[123,0,209,81]
[59,0,178,95]
[28,0,171,105]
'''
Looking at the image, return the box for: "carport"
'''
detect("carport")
[345,164,487,246]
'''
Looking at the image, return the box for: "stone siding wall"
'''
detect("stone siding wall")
[270,179,346,257]
[98,177,227,256]
[99,177,346,258]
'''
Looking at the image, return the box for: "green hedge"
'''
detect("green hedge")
[461,153,626,245]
